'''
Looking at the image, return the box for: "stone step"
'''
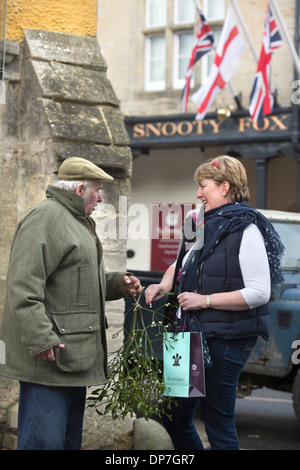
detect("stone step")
[1,402,19,450]
[7,402,18,429]
[2,430,18,450]
[133,417,173,450]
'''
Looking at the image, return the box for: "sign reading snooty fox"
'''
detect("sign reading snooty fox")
[125,109,292,150]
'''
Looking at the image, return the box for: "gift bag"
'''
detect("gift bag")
[163,332,206,398]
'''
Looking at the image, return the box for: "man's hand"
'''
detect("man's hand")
[123,275,142,297]
[35,343,65,362]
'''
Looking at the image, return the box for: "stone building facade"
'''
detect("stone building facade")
[98,0,300,272]
[99,0,296,116]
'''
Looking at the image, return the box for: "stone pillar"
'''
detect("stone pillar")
[0,40,20,316]
[0,30,133,448]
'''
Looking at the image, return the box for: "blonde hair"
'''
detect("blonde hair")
[194,155,250,202]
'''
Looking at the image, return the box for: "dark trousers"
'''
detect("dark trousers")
[162,337,256,450]
[17,381,86,450]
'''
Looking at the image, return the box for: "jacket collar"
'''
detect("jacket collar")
[46,185,86,221]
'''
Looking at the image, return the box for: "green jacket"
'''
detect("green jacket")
[0,185,127,386]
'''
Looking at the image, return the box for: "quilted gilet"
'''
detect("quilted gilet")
[197,230,270,340]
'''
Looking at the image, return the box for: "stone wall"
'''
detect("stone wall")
[0,40,20,321]
[98,0,295,116]
[6,0,97,41]
[0,29,133,449]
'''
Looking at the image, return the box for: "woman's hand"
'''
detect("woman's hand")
[177,292,205,311]
[145,265,175,305]
[145,284,166,305]
[177,290,250,311]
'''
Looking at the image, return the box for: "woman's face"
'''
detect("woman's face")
[196,178,231,212]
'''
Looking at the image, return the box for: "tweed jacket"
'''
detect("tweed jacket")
[0,185,127,387]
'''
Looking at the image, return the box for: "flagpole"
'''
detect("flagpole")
[270,0,300,76]
[230,0,258,62]
[193,0,202,13]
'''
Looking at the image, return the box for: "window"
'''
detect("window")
[146,0,167,27]
[174,0,195,24]
[203,0,225,21]
[143,0,225,92]
[173,0,195,89]
[173,31,194,89]
[145,35,166,91]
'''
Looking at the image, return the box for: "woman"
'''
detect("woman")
[145,155,284,450]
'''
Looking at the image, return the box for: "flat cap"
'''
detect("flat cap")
[58,157,114,182]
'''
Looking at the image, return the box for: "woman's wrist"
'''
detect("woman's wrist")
[159,282,172,294]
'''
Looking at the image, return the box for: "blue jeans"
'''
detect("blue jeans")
[17,382,86,450]
[162,337,256,450]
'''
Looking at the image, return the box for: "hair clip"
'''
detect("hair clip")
[211,160,220,169]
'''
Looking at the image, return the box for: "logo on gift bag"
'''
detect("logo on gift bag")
[172,353,182,366]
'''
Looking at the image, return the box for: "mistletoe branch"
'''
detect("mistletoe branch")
[87,288,176,421]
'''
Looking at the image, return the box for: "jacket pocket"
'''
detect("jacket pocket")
[77,264,89,307]
[52,311,99,373]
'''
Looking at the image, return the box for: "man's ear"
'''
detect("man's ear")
[75,183,84,195]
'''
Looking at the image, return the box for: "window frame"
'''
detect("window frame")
[144,34,166,91]
[174,0,195,25]
[145,0,167,28]
[173,30,195,90]
[143,0,225,93]
[203,0,225,22]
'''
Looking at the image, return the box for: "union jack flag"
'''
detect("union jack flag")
[249,5,283,122]
[181,4,214,112]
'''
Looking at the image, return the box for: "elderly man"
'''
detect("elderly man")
[0,157,141,450]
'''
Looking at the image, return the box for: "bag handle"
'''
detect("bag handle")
[181,311,191,337]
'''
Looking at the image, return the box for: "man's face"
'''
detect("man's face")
[77,181,103,216]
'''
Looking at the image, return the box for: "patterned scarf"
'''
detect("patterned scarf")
[201,202,285,283]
